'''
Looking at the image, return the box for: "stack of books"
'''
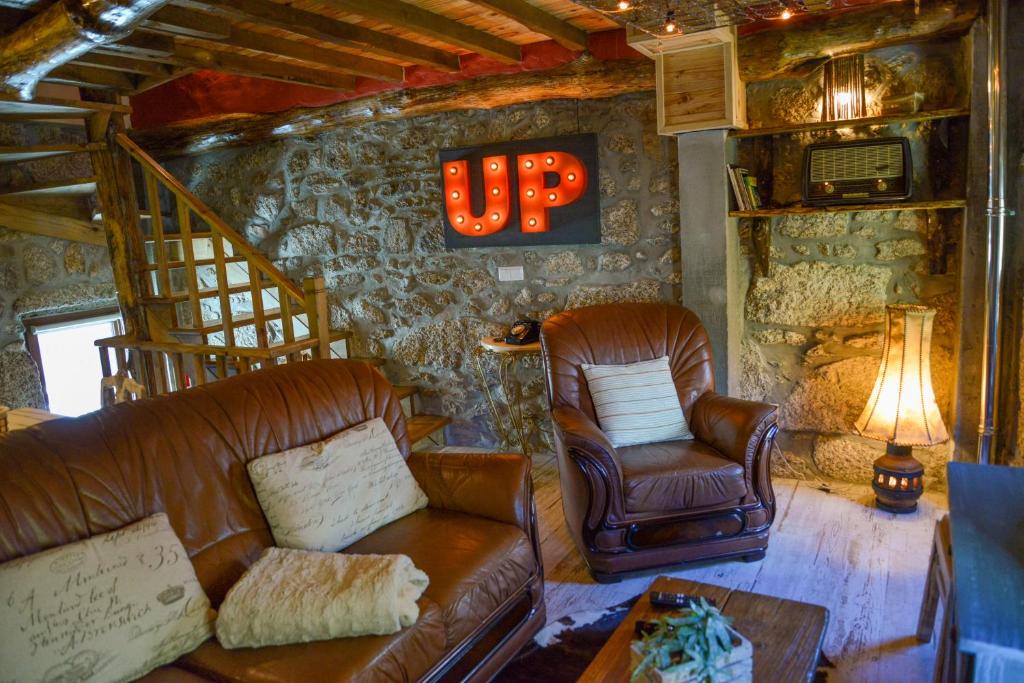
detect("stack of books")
[727,165,762,211]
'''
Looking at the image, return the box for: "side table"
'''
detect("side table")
[474,337,550,457]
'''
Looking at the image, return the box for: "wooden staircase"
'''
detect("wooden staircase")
[0,93,449,446]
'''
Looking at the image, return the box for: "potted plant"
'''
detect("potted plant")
[630,598,752,683]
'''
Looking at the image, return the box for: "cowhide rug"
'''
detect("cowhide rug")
[496,596,833,682]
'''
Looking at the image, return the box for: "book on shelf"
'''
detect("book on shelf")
[726,165,763,212]
[743,174,762,210]
[727,165,749,211]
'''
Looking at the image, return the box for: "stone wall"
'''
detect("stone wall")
[735,35,968,486]
[167,92,680,447]
[0,122,116,410]
[738,210,960,487]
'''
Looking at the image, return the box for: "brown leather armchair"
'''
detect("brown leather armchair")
[541,303,778,582]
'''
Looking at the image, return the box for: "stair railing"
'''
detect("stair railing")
[96,134,341,398]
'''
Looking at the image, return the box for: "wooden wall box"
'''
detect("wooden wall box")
[629,27,746,136]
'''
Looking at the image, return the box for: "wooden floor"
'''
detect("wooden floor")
[531,453,947,683]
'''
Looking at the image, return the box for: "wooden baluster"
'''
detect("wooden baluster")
[210,228,236,348]
[278,285,297,363]
[171,353,186,392]
[114,346,128,375]
[153,352,169,396]
[216,355,228,380]
[249,265,269,349]
[176,197,204,331]
[98,346,113,406]
[238,357,251,374]
[191,353,206,386]
[145,171,172,301]
[303,276,331,360]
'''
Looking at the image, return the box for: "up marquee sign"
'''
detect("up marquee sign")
[439,133,601,249]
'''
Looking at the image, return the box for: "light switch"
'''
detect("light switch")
[497,266,525,282]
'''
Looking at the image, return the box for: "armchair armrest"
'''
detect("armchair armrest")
[551,406,623,487]
[690,392,778,470]
[406,450,531,533]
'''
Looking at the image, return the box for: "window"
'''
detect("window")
[24,308,121,417]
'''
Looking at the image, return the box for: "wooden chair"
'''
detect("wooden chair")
[917,515,959,682]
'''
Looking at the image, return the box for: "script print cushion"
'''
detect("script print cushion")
[0,513,215,683]
[582,356,694,448]
[248,417,429,552]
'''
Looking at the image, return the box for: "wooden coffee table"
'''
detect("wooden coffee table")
[579,576,829,682]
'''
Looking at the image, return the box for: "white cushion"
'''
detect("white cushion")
[0,513,214,683]
[216,547,429,649]
[247,417,428,552]
[581,356,694,448]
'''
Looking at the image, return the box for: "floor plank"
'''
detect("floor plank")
[532,455,946,683]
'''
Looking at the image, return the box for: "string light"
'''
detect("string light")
[664,10,676,33]
[781,8,792,19]
[616,0,629,9]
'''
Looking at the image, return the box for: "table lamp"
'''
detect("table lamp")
[854,304,949,513]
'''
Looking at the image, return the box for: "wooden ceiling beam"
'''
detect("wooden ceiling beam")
[171,44,357,90]
[44,64,139,91]
[178,0,461,71]
[0,201,107,246]
[318,0,520,64]
[135,66,195,93]
[73,52,177,77]
[224,27,405,82]
[97,32,177,58]
[462,0,587,51]
[144,6,231,40]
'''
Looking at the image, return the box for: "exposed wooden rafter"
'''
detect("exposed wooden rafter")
[739,0,981,81]
[179,0,462,71]
[132,55,654,158]
[221,27,404,82]
[314,0,521,64]
[464,0,588,51]
[170,44,357,90]
[0,201,107,246]
[0,0,167,99]
[143,6,230,39]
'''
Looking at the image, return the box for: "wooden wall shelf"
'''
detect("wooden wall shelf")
[729,108,970,139]
[729,199,967,217]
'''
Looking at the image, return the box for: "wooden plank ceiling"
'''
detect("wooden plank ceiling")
[0,0,617,95]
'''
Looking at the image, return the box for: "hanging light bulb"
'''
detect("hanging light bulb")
[781,8,793,19]
[664,10,677,34]
[616,0,630,10]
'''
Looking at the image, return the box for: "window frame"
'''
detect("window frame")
[22,306,122,409]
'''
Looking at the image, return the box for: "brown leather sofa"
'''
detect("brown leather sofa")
[0,360,544,682]
[541,303,778,582]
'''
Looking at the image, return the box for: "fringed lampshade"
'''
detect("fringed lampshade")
[855,304,949,513]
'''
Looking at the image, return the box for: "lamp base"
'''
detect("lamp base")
[872,443,924,514]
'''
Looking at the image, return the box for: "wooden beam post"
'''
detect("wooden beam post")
[303,276,331,360]
[82,91,150,342]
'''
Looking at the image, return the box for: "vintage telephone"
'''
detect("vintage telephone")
[504,319,541,345]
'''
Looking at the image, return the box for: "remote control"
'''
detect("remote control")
[648,591,716,609]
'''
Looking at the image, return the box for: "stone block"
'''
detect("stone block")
[876,238,927,261]
[777,214,847,238]
[813,434,951,489]
[746,262,891,327]
[566,280,660,310]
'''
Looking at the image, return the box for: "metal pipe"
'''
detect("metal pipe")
[977,0,1014,464]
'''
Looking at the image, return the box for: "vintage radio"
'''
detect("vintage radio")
[802,137,912,206]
